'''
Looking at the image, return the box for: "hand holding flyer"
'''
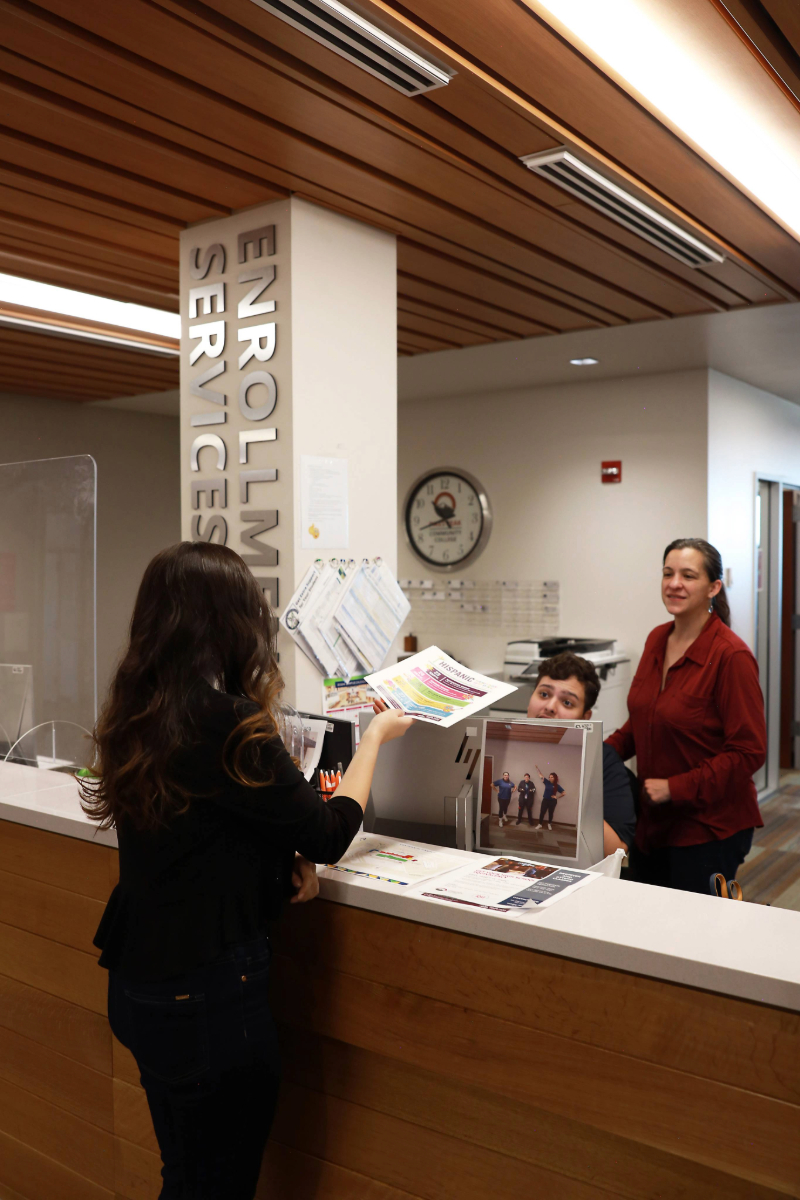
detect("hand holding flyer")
[365,645,517,727]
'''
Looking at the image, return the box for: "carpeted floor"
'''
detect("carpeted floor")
[738,774,800,909]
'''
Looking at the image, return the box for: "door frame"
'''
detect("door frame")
[753,474,800,800]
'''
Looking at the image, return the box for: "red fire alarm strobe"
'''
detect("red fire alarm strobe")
[601,461,622,484]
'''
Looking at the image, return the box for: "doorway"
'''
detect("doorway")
[755,478,800,798]
[780,489,800,773]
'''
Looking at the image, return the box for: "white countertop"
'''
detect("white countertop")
[0,761,117,847]
[2,762,798,1010]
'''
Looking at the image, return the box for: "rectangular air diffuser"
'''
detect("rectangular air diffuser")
[521,148,724,268]
[249,0,453,95]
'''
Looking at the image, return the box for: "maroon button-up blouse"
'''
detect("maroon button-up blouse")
[606,614,765,853]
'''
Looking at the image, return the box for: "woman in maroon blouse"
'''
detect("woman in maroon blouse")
[606,538,766,893]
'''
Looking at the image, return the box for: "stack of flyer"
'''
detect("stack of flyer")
[280,559,410,678]
[327,834,462,887]
[327,839,598,919]
[419,855,597,916]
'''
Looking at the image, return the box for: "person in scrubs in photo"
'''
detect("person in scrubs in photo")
[533,767,564,830]
[492,771,515,827]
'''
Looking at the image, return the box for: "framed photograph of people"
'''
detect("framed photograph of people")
[476,719,604,868]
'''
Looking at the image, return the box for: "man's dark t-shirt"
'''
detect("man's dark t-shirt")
[603,743,637,849]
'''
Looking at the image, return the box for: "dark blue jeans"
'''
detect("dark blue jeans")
[626,827,754,894]
[108,934,280,1199]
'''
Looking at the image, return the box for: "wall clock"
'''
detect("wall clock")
[403,467,492,572]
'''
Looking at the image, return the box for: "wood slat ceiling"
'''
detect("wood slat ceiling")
[0,0,798,400]
[714,0,800,108]
[0,323,178,401]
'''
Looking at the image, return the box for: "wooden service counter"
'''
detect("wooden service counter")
[1,761,799,1200]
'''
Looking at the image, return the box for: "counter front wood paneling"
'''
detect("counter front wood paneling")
[0,820,117,1200]
[269,900,800,1200]
[2,817,799,1200]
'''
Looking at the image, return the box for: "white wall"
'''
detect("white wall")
[708,370,800,648]
[398,369,709,673]
[0,393,180,700]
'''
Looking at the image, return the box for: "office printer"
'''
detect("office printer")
[493,636,631,735]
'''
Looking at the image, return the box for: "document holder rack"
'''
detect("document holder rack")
[359,713,482,851]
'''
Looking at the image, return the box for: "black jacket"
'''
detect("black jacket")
[94,681,362,980]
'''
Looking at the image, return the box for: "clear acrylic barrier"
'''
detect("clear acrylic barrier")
[0,455,96,768]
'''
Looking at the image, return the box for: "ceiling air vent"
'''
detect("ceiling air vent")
[248,0,453,95]
[521,148,724,268]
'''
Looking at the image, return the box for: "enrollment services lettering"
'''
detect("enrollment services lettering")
[186,224,280,609]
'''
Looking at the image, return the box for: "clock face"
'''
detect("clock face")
[404,469,491,571]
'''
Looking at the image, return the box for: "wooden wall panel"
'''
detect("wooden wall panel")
[2,821,799,1200]
[0,820,116,900]
[279,1028,788,1200]
[0,1129,113,1200]
[277,901,800,1105]
[113,1080,158,1156]
[0,1076,114,1188]
[274,1081,615,1200]
[270,954,800,1193]
[0,922,106,1013]
[260,1141,426,1200]
[0,868,105,954]
[0,1024,112,1132]
[0,974,110,1075]
[112,1037,140,1089]
[113,1136,163,1200]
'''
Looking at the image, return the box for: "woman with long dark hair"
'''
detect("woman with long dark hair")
[81,542,411,1198]
[606,538,766,893]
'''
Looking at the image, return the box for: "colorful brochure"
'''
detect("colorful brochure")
[365,645,517,727]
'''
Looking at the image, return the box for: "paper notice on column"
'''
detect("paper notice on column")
[420,855,597,916]
[301,456,348,549]
[365,645,517,727]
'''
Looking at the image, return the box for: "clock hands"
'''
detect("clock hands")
[419,499,457,531]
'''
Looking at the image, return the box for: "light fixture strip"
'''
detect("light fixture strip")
[248,0,452,95]
[0,313,179,355]
[556,154,723,260]
[544,163,709,266]
[521,149,724,268]
[317,0,451,84]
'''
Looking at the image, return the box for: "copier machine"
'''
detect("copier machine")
[492,636,631,735]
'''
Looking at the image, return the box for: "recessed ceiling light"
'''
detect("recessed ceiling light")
[570,357,599,365]
[0,273,180,339]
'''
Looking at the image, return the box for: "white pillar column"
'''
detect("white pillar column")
[180,197,397,710]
